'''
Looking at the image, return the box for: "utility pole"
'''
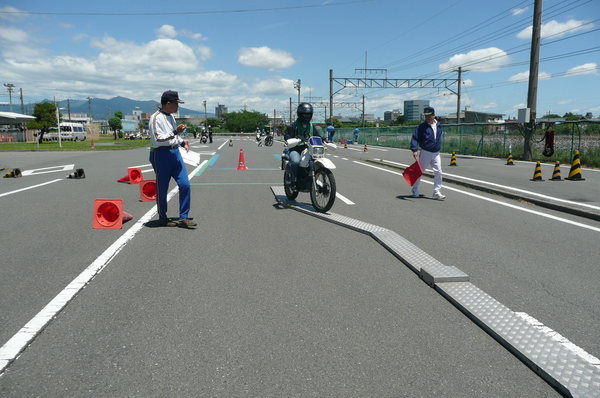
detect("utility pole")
[4,83,15,112]
[67,99,71,122]
[19,88,24,114]
[203,100,207,129]
[362,95,365,127]
[525,0,543,161]
[329,69,334,126]
[456,66,462,124]
[86,97,92,122]
[294,79,301,104]
[54,96,62,148]
[289,97,292,122]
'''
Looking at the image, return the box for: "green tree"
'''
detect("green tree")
[223,110,269,133]
[563,112,581,121]
[28,102,58,143]
[108,111,123,139]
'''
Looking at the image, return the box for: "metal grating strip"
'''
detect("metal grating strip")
[436,282,600,398]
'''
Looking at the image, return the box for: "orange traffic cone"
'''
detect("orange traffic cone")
[139,179,157,201]
[127,168,143,184]
[92,199,133,229]
[116,174,130,183]
[237,148,248,170]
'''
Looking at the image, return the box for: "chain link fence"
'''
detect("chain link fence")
[336,121,600,168]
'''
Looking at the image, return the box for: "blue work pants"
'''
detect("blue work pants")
[149,148,191,220]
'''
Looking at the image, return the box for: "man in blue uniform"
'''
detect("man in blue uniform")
[410,106,446,200]
[149,90,197,227]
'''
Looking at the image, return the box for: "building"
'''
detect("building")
[215,104,228,118]
[384,109,402,123]
[403,100,429,122]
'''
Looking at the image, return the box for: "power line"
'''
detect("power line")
[0,0,374,16]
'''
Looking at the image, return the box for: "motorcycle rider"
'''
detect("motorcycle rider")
[284,102,324,182]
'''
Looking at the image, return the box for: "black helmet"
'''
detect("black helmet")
[297,102,313,124]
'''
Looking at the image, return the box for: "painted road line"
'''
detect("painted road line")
[354,161,600,233]
[0,179,63,198]
[342,158,349,161]
[375,158,600,212]
[217,140,229,150]
[208,154,220,166]
[0,160,208,375]
[515,312,600,368]
[21,164,74,176]
[336,192,355,205]
[131,163,151,168]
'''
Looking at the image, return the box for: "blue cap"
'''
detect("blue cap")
[161,90,184,104]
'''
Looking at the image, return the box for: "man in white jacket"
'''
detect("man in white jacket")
[148,90,197,228]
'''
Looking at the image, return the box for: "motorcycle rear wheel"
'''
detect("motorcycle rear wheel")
[265,136,273,146]
[283,169,299,200]
[310,168,336,213]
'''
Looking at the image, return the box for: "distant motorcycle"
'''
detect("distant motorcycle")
[281,136,337,213]
[200,131,208,144]
[264,133,273,146]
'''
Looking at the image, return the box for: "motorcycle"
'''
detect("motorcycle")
[264,133,274,147]
[200,131,208,144]
[281,136,337,213]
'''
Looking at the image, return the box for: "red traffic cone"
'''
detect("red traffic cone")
[92,199,133,229]
[139,179,157,202]
[116,174,130,183]
[127,168,143,184]
[237,148,248,170]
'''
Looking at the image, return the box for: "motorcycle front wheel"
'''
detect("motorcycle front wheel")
[283,168,299,200]
[310,168,336,213]
[265,136,273,146]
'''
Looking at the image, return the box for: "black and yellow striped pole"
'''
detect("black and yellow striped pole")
[2,168,22,178]
[565,150,585,181]
[506,152,514,165]
[531,161,544,181]
[363,143,368,152]
[550,161,562,181]
[449,152,457,166]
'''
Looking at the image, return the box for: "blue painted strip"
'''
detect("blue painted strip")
[208,153,220,166]
[273,154,282,160]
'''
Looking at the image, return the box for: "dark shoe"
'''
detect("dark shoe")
[159,219,177,227]
[177,218,197,228]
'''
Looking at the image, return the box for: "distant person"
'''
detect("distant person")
[409,106,445,200]
[208,125,213,143]
[353,127,359,143]
[326,123,335,142]
[148,90,197,228]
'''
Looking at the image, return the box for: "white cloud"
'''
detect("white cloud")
[565,63,598,76]
[508,70,551,82]
[0,25,28,43]
[252,77,296,95]
[462,79,473,87]
[558,99,574,105]
[238,46,297,70]
[196,45,213,61]
[517,19,592,39]
[156,25,177,39]
[0,6,28,21]
[439,47,509,72]
[511,7,527,16]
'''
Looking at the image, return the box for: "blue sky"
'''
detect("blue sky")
[0,0,598,121]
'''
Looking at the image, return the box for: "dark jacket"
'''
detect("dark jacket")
[410,120,443,153]
[284,121,322,151]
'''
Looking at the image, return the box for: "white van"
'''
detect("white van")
[45,122,87,141]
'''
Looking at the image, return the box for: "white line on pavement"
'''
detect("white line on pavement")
[217,140,228,150]
[354,161,600,233]
[131,163,151,168]
[336,192,355,205]
[20,164,74,176]
[0,179,63,198]
[374,158,600,211]
[0,160,208,374]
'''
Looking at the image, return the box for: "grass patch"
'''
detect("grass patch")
[0,137,152,151]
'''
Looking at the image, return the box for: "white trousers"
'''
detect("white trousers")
[413,149,443,195]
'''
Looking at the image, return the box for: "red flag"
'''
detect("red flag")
[403,160,423,187]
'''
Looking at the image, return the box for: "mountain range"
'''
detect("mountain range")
[28,96,214,120]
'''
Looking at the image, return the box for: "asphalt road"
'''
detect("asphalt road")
[1,137,598,396]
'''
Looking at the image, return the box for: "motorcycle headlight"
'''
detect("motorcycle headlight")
[312,146,325,157]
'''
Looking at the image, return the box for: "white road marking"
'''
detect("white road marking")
[515,312,600,368]
[336,192,355,205]
[342,158,349,161]
[0,179,63,198]
[20,164,74,176]
[375,158,600,211]
[217,140,228,150]
[354,161,600,233]
[0,160,208,374]
[131,163,151,168]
